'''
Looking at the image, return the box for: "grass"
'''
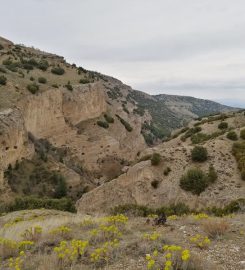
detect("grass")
[202,218,230,239]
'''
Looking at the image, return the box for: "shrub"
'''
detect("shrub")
[227,131,238,141]
[54,176,67,198]
[0,75,7,85]
[151,153,161,166]
[65,81,73,91]
[218,122,228,130]
[202,218,229,239]
[27,83,39,94]
[104,114,114,123]
[180,168,208,195]
[0,44,4,50]
[191,146,208,162]
[51,67,65,75]
[30,76,35,81]
[38,59,49,71]
[79,78,90,84]
[116,115,133,132]
[151,180,159,189]
[38,77,47,84]
[52,84,59,88]
[97,120,109,129]
[232,141,245,180]
[207,165,218,183]
[0,67,6,73]
[240,129,245,140]
[1,196,76,213]
[164,167,171,176]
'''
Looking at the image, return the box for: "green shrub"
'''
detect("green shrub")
[240,129,245,140]
[218,122,228,130]
[164,167,171,176]
[22,63,34,70]
[151,153,161,166]
[0,67,6,73]
[207,165,218,183]
[54,176,67,198]
[0,196,76,214]
[0,75,7,85]
[51,67,65,75]
[191,131,225,144]
[97,120,109,129]
[191,146,208,162]
[2,59,13,66]
[0,44,4,50]
[65,81,73,91]
[232,141,245,180]
[180,168,208,195]
[227,131,238,141]
[38,59,49,71]
[38,77,47,84]
[116,115,133,132]
[30,76,35,81]
[151,180,159,189]
[52,84,59,88]
[79,78,90,84]
[104,114,114,123]
[27,83,39,94]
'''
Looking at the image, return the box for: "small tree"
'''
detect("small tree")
[191,146,208,162]
[180,168,208,195]
[151,153,161,166]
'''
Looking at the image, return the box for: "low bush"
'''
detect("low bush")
[227,131,238,141]
[38,77,47,84]
[191,131,225,144]
[240,129,245,140]
[65,82,73,91]
[97,120,109,129]
[207,165,218,183]
[38,59,49,71]
[151,180,159,189]
[218,122,228,130]
[0,44,4,50]
[104,114,114,123]
[232,141,245,180]
[191,146,208,162]
[51,67,65,75]
[115,115,133,132]
[0,75,7,85]
[0,196,76,214]
[202,218,230,239]
[79,78,90,84]
[0,67,6,73]
[52,84,59,88]
[27,83,39,94]
[180,168,208,195]
[164,167,171,176]
[151,153,161,166]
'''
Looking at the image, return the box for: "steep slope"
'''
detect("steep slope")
[77,111,245,213]
[0,36,237,207]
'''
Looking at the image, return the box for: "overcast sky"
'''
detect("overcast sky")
[1,0,245,107]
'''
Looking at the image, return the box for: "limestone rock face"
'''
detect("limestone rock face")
[0,109,34,184]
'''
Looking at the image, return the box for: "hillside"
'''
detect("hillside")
[0,36,236,208]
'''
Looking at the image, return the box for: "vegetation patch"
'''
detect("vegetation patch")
[26,83,39,94]
[51,66,65,75]
[226,131,238,141]
[38,77,47,84]
[116,114,133,132]
[232,141,245,180]
[191,146,208,162]
[0,75,7,85]
[218,121,228,130]
[191,130,225,144]
[104,114,114,123]
[97,121,109,129]
[151,153,161,166]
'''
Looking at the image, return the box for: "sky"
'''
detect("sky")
[1,0,245,107]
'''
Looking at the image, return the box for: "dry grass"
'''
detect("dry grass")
[202,218,230,239]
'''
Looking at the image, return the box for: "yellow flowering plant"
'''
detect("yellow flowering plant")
[190,234,211,249]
